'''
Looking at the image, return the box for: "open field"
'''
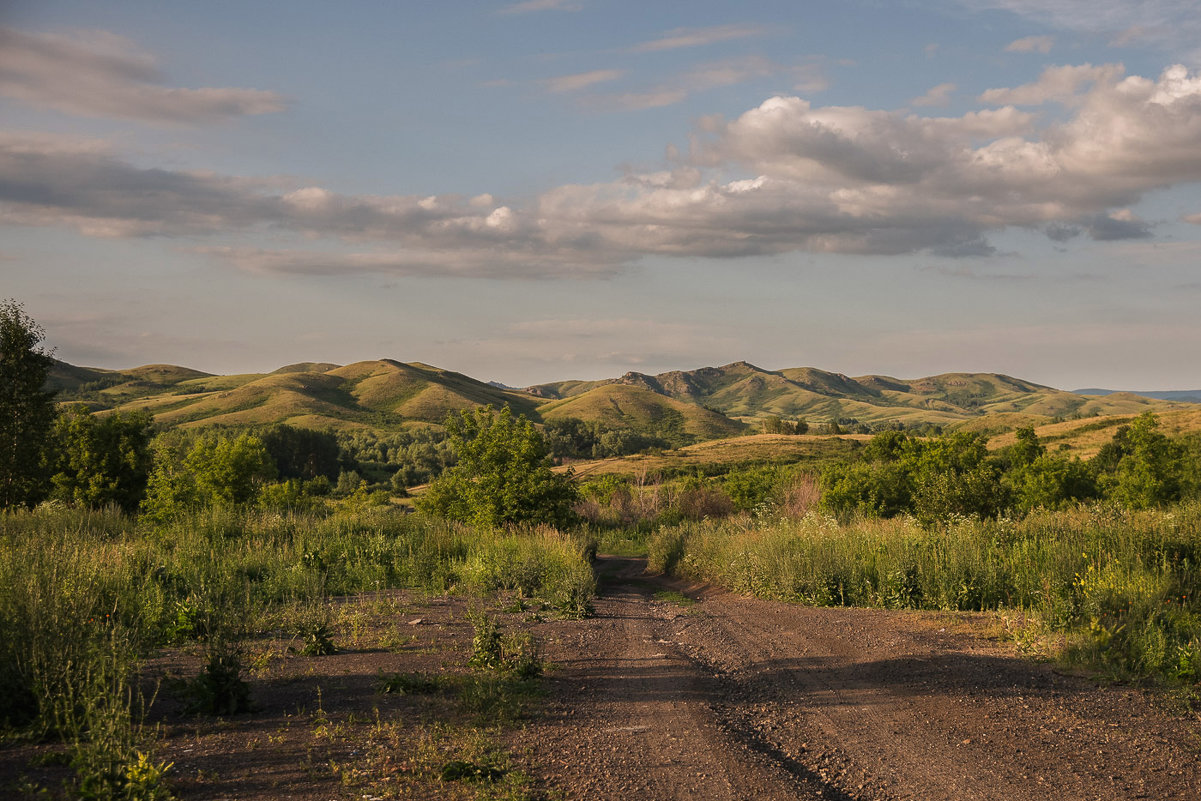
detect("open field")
[559,433,867,480]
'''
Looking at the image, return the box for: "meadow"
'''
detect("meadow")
[0,505,594,799]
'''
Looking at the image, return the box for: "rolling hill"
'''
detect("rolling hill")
[51,359,539,431]
[528,362,1183,430]
[46,358,1191,442]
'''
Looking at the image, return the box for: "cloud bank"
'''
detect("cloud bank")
[3,63,1201,277]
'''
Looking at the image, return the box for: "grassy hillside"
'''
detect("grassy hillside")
[987,407,1201,458]
[47,357,1190,444]
[56,359,538,432]
[530,362,1184,430]
[538,383,746,445]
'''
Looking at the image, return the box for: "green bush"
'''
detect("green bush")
[417,407,580,529]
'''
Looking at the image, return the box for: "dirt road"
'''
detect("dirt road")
[516,556,1201,801]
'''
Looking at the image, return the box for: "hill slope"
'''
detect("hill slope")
[529,362,1183,429]
[538,383,746,445]
[47,358,1191,440]
[52,359,538,431]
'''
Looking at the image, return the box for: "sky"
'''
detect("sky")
[2,1,1201,390]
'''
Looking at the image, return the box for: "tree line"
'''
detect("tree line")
[820,416,1200,523]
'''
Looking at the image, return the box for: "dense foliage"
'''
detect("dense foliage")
[417,407,580,528]
[0,299,57,509]
[542,417,666,460]
[335,427,455,491]
[141,431,277,521]
[49,406,155,512]
[819,414,1196,524]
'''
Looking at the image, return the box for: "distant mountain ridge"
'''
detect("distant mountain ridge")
[1075,388,1201,404]
[46,358,1188,438]
[527,362,1174,428]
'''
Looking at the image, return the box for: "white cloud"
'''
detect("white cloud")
[1005,35,1055,53]
[629,24,771,53]
[0,27,286,124]
[979,63,1120,105]
[912,82,956,107]
[543,69,625,93]
[5,63,1201,275]
[1184,212,1201,224]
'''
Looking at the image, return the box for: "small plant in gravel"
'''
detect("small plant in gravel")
[468,612,504,671]
[297,620,337,656]
[440,756,507,783]
[460,613,546,723]
[179,647,251,716]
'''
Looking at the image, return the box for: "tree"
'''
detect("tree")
[141,431,276,520]
[49,406,154,511]
[258,424,340,480]
[417,406,579,528]
[0,300,57,509]
[1095,413,1185,509]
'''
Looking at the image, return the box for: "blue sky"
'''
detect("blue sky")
[3,1,1201,389]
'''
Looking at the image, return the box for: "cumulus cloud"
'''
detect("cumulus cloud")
[912,82,956,107]
[0,27,287,124]
[629,24,771,53]
[1005,35,1055,53]
[4,63,1201,275]
[979,63,1121,105]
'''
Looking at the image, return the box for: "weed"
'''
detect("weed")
[297,620,337,656]
[440,757,507,783]
[468,612,504,671]
[179,648,251,716]
[653,589,696,606]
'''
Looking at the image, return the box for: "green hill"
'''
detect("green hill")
[57,359,537,431]
[45,357,1191,442]
[529,362,1186,431]
[538,383,746,445]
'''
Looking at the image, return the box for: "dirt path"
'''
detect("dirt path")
[515,556,1201,801]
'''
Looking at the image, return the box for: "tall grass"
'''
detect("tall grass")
[648,503,1201,684]
[0,504,596,795]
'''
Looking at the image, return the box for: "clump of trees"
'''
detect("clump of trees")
[335,428,455,492]
[761,416,808,435]
[417,406,579,528]
[542,417,666,461]
[820,414,1196,523]
[49,406,155,512]
[141,431,278,521]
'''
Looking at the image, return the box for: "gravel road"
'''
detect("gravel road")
[515,556,1201,801]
